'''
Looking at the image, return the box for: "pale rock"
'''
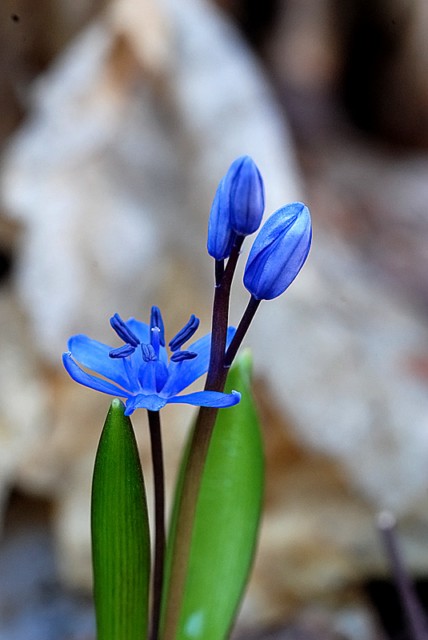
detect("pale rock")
[1,0,301,363]
[252,232,428,512]
[0,289,49,516]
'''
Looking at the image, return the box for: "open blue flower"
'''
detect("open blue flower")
[62,307,240,415]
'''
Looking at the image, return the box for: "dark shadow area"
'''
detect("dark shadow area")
[365,578,428,640]
[0,246,13,284]
[0,490,95,640]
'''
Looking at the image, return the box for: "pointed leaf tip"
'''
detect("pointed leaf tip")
[91,402,151,640]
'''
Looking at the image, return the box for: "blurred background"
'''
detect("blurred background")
[2,0,428,638]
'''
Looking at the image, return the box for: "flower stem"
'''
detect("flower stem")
[224,296,260,367]
[215,258,224,286]
[162,239,260,639]
[147,410,165,640]
[162,407,220,639]
[206,238,243,390]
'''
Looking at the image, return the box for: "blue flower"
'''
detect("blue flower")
[62,307,240,415]
[207,156,265,260]
[244,202,312,300]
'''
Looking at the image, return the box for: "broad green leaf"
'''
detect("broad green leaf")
[163,351,264,640]
[91,399,151,640]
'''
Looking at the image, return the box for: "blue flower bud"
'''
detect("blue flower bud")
[228,156,265,235]
[243,202,312,300]
[207,174,236,260]
[207,156,265,260]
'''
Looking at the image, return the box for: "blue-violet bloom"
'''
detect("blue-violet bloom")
[244,202,312,300]
[62,307,240,415]
[207,155,265,260]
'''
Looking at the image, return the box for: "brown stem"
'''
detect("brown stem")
[147,410,165,640]
[162,239,261,639]
[224,296,260,367]
[161,247,238,637]
[160,406,220,639]
[205,239,242,389]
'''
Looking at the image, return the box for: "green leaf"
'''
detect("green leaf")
[91,399,151,640]
[164,351,264,640]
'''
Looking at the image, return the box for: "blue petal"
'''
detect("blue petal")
[225,326,236,349]
[124,393,167,415]
[124,318,150,343]
[163,327,236,396]
[62,353,132,398]
[162,334,211,395]
[68,335,130,388]
[138,359,168,394]
[167,390,241,407]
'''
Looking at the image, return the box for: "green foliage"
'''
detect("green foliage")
[91,399,151,640]
[164,351,264,639]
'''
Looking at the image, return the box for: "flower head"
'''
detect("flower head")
[63,307,240,415]
[207,156,265,260]
[244,202,312,300]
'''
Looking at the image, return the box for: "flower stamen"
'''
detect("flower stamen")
[171,350,197,363]
[169,315,200,352]
[109,344,136,359]
[110,313,140,347]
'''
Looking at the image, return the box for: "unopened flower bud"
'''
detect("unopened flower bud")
[228,156,264,235]
[207,156,265,260]
[207,175,235,260]
[243,202,312,300]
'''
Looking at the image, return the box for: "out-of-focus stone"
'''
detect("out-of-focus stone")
[265,0,428,147]
[310,137,428,303]
[0,0,108,148]
[0,289,49,517]
[252,230,428,513]
[2,0,300,363]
